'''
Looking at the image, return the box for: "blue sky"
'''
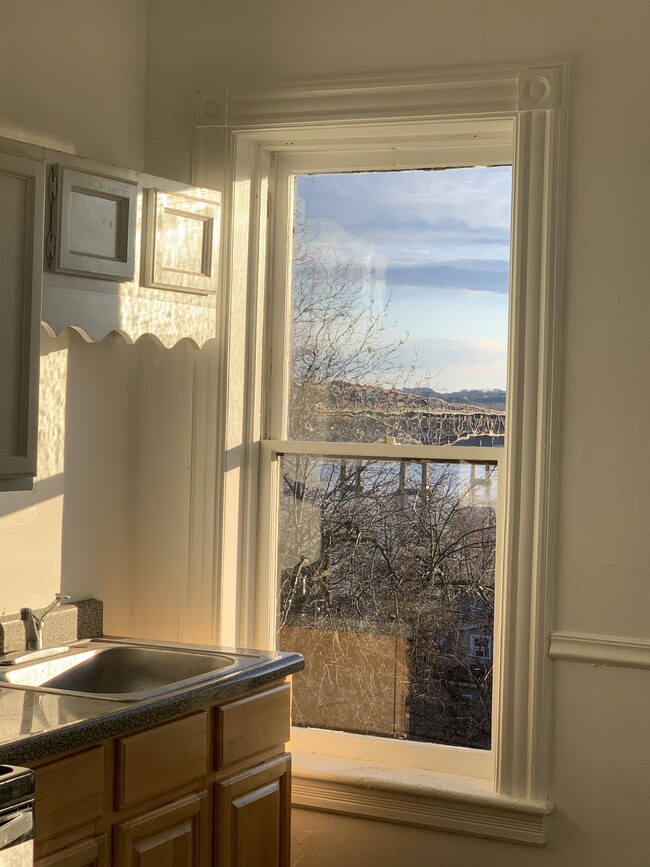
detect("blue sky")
[294,166,512,393]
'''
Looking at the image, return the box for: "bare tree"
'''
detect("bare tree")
[278,212,498,749]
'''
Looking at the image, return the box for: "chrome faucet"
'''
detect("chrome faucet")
[21,594,71,651]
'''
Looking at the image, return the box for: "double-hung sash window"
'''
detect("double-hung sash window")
[209,64,566,832]
[265,157,511,779]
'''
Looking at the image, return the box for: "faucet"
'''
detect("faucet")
[21,594,71,651]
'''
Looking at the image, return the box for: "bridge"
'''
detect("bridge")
[296,381,506,446]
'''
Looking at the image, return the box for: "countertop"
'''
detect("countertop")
[0,648,304,766]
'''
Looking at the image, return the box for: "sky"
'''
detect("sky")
[293,166,512,394]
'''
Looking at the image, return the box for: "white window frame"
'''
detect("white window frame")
[262,146,509,785]
[195,63,567,845]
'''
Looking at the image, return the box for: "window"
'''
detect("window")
[275,165,509,757]
[211,64,566,842]
[469,633,493,661]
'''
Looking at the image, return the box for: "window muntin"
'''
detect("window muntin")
[275,165,511,755]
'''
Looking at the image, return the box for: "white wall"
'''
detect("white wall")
[0,328,215,640]
[0,0,148,620]
[144,1,650,865]
[0,0,222,643]
[0,0,148,169]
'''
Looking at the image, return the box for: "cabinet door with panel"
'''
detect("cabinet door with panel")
[0,149,45,489]
[215,754,291,867]
[113,792,210,867]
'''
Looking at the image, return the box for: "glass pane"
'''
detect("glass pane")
[289,167,511,445]
[277,455,497,749]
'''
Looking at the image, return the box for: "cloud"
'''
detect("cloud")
[387,261,509,294]
[297,166,513,235]
[294,167,512,391]
[295,167,512,286]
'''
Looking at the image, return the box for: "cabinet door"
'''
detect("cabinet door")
[35,835,107,866]
[0,150,45,488]
[113,792,209,867]
[215,755,291,867]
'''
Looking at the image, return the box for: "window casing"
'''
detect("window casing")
[204,64,566,832]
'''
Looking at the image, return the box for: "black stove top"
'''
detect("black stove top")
[0,765,34,808]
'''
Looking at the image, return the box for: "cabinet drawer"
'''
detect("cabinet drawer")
[215,683,291,770]
[116,712,207,809]
[35,834,107,866]
[34,746,104,842]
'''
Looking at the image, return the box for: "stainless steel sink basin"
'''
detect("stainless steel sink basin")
[0,639,270,701]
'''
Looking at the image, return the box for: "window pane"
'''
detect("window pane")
[277,455,497,749]
[289,167,511,445]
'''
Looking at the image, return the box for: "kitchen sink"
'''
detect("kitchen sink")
[0,639,270,701]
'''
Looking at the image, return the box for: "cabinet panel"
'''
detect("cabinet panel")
[0,150,45,486]
[215,754,291,867]
[113,792,209,867]
[35,835,107,866]
[215,683,291,770]
[116,712,207,809]
[143,189,221,294]
[34,746,104,843]
[52,166,137,280]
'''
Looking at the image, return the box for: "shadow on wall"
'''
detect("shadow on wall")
[0,473,64,518]
[0,325,220,641]
[60,328,220,642]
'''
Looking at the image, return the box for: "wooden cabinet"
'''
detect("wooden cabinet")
[35,836,107,866]
[113,793,209,867]
[215,755,291,867]
[0,148,45,490]
[115,712,208,810]
[29,681,291,867]
[34,746,104,844]
[215,682,291,770]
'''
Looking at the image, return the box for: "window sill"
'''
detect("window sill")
[291,753,552,846]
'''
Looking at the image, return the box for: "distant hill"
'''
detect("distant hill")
[403,388,506,411]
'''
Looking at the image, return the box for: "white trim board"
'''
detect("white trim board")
[550,632,650,670]
[195,64,563,133]
[292,759,551,846]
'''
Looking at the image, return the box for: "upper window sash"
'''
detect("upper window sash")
[266,142,513,445]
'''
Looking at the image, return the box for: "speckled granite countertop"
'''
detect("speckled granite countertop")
[0,649,303,766]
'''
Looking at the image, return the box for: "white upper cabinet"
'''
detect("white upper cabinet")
[0,149,45,490]
[42,155,222,347]
[0,138,222,490]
